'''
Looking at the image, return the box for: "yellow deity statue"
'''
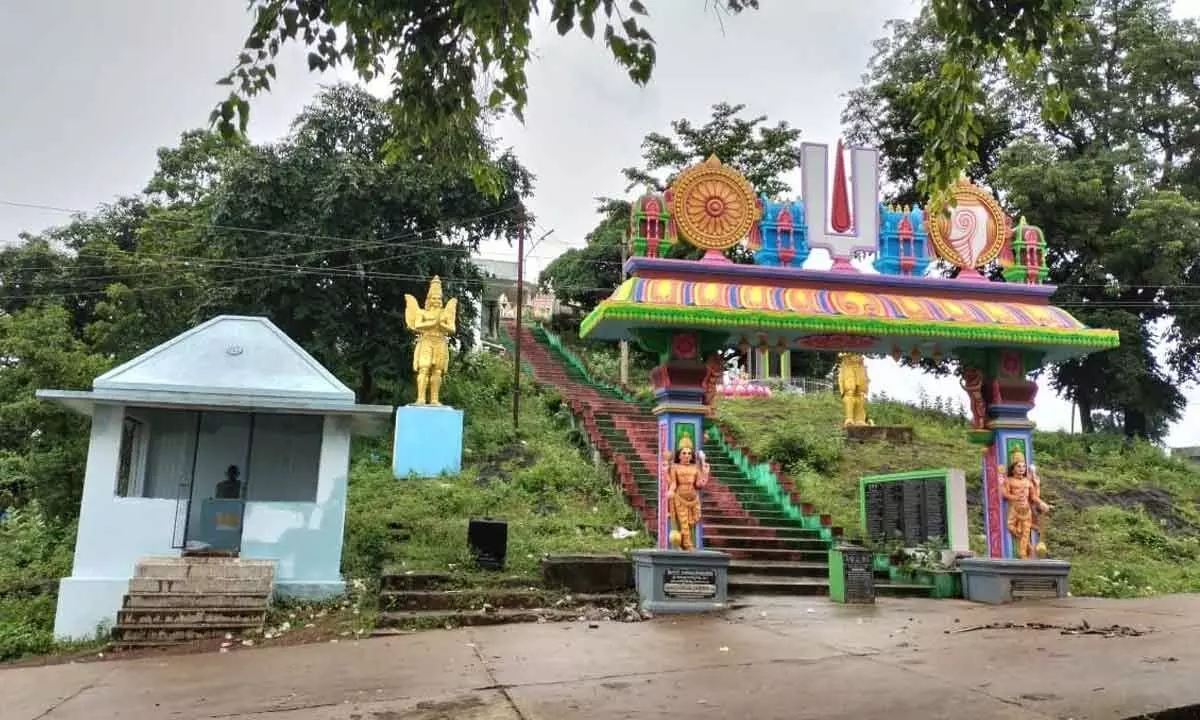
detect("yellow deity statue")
[662,434,710,551]
[836,353,871,426]
[999,449,1052,559]
[404,276,458,406]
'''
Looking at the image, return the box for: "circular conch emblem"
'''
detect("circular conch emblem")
[927,177,1011,270]
[670,155,760,251]
[225,345,244,356]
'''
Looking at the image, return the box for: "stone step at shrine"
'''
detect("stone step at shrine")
[581,141,1119,581]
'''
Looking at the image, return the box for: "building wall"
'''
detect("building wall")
[54,406,351,640]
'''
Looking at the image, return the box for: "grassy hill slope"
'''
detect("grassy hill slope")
[716,392,1200,598]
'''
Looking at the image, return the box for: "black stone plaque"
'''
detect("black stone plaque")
[864,482,885,540]
[901,479,926,545]
[662,567,718,599]
[863,476,951,546]
[842,547,875,603]
[922,479,948,542]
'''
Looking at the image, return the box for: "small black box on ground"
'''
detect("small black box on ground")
[468,517,508,570]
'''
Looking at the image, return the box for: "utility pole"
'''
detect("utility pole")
[512,225,555,431]
[513,223,525,430]
[619,228,630,386]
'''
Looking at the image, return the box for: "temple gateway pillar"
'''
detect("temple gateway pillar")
[635,329,725,550]
[958,349,1043,560]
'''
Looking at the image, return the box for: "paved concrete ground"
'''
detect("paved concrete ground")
[5,595,1200,720]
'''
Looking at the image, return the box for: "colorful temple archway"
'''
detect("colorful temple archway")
[581,143,1119,561]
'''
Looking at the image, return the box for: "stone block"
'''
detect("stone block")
[845,425,914,444]
[631,549,730,613]
[958,557,1070,604]
[541,554,634,593]
[392,404,464,478]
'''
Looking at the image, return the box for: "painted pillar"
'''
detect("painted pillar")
[780,350,792,382]
[754,346,769,381]
[648,331,712,550]
[961,349,1040,559]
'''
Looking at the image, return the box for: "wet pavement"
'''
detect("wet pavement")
[4,594,1200,719]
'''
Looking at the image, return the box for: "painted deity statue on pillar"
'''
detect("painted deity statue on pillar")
[836,353,871,426]
[404,276,458,405]
[1000,449,1051,559]
[662,434,710,551]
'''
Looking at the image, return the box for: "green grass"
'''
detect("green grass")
[341,351,650,583]
[716,391,1200,598]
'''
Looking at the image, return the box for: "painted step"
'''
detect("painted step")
[116,607,266,627]
[704,524,823,540]
[729,560,831,578]
[709,547,829,563]
[703,535,830,551]
[123,592,269,609]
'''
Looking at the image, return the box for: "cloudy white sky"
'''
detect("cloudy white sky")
[1,1,1198,446]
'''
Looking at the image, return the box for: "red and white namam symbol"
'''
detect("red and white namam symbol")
[927,177,1010,270]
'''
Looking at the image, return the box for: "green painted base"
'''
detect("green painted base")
[966,429,994,446]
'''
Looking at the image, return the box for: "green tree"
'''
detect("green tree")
[539,199,627,315]
[844,0,1200,439]
[0,305,111,518]
[200,84,533,401]
[214,1,759,188]
[622,101,802,197]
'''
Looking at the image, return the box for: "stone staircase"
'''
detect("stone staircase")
[112,556,274,647]
[510,322,930,599]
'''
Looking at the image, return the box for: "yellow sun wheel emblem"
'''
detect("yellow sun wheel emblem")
[670,155,761,251]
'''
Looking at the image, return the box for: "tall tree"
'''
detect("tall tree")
[214,1,760,188]
[200,84,532,401]
[845,0,1200,439]
[622,101,802,197]
[215,1,1084,198]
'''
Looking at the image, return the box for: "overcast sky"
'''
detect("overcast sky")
[1,1,1198,447]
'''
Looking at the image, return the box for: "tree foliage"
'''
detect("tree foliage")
[214,0,759,188]
[845,0,1200,439]
[0,83,531,518]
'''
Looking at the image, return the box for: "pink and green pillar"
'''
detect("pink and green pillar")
[959,348,1043,559]
[633,329,727,550]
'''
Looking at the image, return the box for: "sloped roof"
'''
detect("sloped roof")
[95,315,354,402]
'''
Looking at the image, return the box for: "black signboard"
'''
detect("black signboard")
[662,568,718,599]
[863,476,949,546]
[842,547,876,604]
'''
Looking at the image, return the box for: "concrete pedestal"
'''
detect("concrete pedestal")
[392,405,463,478]
[959,557,1070,604]
[631,549,730,613]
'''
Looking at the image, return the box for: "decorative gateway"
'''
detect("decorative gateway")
[585,140,1119,563]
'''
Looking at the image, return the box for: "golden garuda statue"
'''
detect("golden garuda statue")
[836,353,871,426]
[404,276,457,405]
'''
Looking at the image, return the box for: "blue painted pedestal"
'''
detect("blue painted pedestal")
[393,404,464,478]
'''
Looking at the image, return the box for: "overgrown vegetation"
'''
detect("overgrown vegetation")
[717,392,1200,599]
[342,351,647,583]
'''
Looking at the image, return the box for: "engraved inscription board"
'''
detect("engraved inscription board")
[663,568,718,599]
[842,547,875,603]
[863,475,950,546]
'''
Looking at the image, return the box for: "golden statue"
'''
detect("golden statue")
[836,353,871,426]
[404,276,457,405]
[662,434,709,551]
[999,449,1052,559]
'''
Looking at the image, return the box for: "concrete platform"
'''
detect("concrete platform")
[5,594,1200,719]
